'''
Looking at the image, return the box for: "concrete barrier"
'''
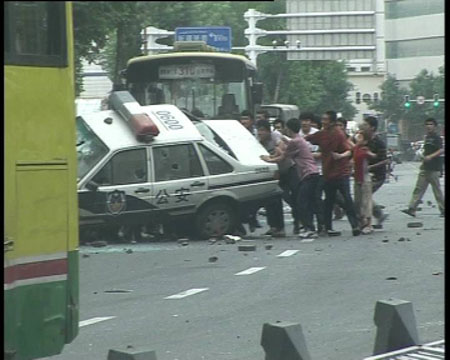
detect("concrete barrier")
[107,346,157,360]
[372,299,420,355]
[261,321,311,360]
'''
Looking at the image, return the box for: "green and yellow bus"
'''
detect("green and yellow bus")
[4,2,79,359]
[125,42,263,121]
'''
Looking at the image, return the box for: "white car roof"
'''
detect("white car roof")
[80,104,203,151]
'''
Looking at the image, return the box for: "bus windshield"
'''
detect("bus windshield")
[126,55,254,120]
[76,117,109,181]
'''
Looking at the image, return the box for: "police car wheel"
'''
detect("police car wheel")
[195,202,236,239]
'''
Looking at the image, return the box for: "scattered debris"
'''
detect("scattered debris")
[208,238,217,245]
[432,272,443,276]
[177,238,189,246]
[406,238,411,241]
[125,248,133,254]
[416,207,422,211]
[91,240,107,247]
[314,248,323,251]
[382,239,389,243]
[372,224,382,229]
[82,254,90,258]
[238,240,257,251]
[398,237,405,242]
[224,235,241,244]
[407,222,423,228]
[416,232,421,235]
[427,200,433,206]
[184,259,192,262]
[385,277,397,280]
[104,289,133,293]
[265,244,273,250]
[208,256,218,263]
[431,205,436,208]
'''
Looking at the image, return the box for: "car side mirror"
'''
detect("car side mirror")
[85,180,99,192]
[252,83,263,104]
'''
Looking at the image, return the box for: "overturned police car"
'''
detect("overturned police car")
[76,92,281,242]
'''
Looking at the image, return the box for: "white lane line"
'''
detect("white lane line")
[235,267,266,276]
[300,238,315,243]
[165,288,209,299]
[79,316,116,328]
[277,250,300,257]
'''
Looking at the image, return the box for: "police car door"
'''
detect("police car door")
[151,143,207,216]
[85,147,153,223]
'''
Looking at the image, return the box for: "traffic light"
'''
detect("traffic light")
[433,93,440,107]
[356,92,361,104]
[404,95,411,108]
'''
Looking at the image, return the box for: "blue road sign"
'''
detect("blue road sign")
[175,27,232,52]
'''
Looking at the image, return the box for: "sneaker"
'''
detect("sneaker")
[271,229,286,238]
[299,230,318,239]
[376,213,389,225]
[327,230,341,237]
[401,208,416,217]
[361,227,373,235]
[352,228,361,236]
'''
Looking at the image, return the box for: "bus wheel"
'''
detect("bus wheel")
[195,202,236,239]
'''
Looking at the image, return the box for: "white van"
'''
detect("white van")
[77,92,281,240]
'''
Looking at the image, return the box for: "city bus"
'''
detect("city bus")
[124,42,263,120]
[4,2,79,359]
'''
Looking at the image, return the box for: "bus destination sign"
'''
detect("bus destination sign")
[159,64,215,79]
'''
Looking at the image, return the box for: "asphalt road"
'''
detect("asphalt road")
[46,162,444,360]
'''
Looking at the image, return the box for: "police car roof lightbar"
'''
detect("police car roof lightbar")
[109,91,160,141]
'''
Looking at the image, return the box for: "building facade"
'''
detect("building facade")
[384,0,444,87]
[285,0,386,122]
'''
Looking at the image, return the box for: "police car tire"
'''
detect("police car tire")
[195,202,236,239]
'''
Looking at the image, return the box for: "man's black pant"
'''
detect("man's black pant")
[296,174,320,232]
[371,176,385,220]
[323,176,359,231]
[265,195,285,230]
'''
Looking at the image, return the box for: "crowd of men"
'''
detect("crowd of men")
[237,109,445,239]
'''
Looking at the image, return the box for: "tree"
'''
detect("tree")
[369,67,445,140]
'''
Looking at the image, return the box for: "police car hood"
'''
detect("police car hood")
[202,120,274,167]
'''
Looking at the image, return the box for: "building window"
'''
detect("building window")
[385,0,444,19]
[386,37,444,59]
[4,2,67,67]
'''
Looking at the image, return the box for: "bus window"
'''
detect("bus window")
[4,1,67,66]
[126,55,256,121]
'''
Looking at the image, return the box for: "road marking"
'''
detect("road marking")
[165,288,209,299]
[277,250,300,257]
[79,316,116,328]
[300,238,315,243]
[235,267,266,275]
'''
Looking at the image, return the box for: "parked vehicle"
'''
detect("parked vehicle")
[77,92,281,242]
[260,104,300,123]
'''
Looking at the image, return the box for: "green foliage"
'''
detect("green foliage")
[73,0,358,117]
[369,68,445,138]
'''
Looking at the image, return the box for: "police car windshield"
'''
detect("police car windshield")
[193,121,237,159]
[76,117,109,181]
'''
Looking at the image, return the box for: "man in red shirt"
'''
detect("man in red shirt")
[305,111,361,236]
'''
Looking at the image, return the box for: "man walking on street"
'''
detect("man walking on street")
[401,117,445,217]
[363,116,389,227]
[305,111,361,236]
